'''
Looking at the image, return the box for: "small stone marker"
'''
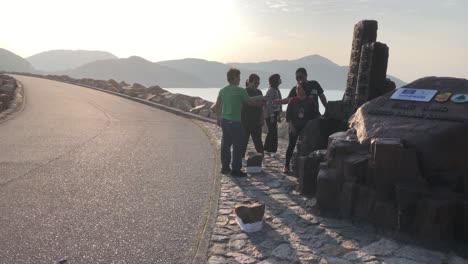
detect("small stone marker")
[234,201,265,232]
[246,153,263,174]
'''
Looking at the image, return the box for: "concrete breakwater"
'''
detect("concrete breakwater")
[4,72,293,139]
[8,72,217,118]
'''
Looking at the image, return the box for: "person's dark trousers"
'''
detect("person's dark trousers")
[264,112,279,153]
[241,124,264,158]
[221,119,245,172]
[285,127,303,168]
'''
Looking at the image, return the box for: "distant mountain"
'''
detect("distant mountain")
[61,56,206,87]
[229,55,406,90]
[66,54,405,89]
[0,48,36,73]
[27,50,118,72]
[158,58,229,87]
[3,46,404,89]
[157,58,273,87]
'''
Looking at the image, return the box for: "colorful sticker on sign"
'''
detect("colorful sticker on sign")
[451,94,468,103]
[435,92,452,102]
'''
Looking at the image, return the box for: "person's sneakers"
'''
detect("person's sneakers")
[221,167,231,174]
[231,170,247,177]
[270,152,277,158]
[283,166,290,174]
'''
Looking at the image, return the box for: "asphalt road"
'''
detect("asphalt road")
[0,76,216,263]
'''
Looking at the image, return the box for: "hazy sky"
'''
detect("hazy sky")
[1,0,467,82]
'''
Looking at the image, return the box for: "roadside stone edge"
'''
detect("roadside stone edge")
[0,77,25,124]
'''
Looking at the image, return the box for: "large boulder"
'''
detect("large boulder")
[162,93,195,112]
[190,103,213,114]
[132,83,147,92]
[147,85,166,95]
[0,94,10,105]
[94,80,109,89]
[0,75,17,100]
[107,79,121,88]
[0,83,16,98]
[148,95,163,103]
[0,74,17,112]
[122,87,138,97]
[317,77,468,241]
[350,77,468,186]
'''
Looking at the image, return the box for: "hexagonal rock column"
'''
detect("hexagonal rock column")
[343,20,378,105]
[296,150,327,196]
[354,42,389,109]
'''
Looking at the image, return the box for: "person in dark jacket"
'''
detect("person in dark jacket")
[241,74,264,158]
[277,67,327,114]
[284,82,319,173]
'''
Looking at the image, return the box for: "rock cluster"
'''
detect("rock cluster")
[316,77,468,242]
[9,72,217,119]
[0,74,17,112]
[293,20,391,174]
[290,19,468,245]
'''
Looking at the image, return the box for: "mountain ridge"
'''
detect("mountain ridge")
[1,48,406,89]
[27,50,118,72]
[0,48,36,73]
[59,56,207,87]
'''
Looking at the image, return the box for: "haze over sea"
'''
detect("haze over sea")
[165,88,345,114]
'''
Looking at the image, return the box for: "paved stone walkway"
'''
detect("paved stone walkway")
[198,121,467,264]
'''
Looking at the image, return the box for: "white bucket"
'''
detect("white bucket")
[246,166,262,174]
[235,215,263,233]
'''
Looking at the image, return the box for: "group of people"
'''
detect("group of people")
[211,67,327,177]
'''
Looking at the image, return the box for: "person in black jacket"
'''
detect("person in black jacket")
[277,67,327,115]
[241,74,264,158]
[284,82,319,173]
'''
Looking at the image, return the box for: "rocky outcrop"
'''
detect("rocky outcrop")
[315,77,468,242]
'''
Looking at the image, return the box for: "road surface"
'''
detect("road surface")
[0,75,215,263]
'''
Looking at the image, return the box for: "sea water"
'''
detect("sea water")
[164,88,345,114]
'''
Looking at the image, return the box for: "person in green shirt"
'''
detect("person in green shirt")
[211,68,264,177]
